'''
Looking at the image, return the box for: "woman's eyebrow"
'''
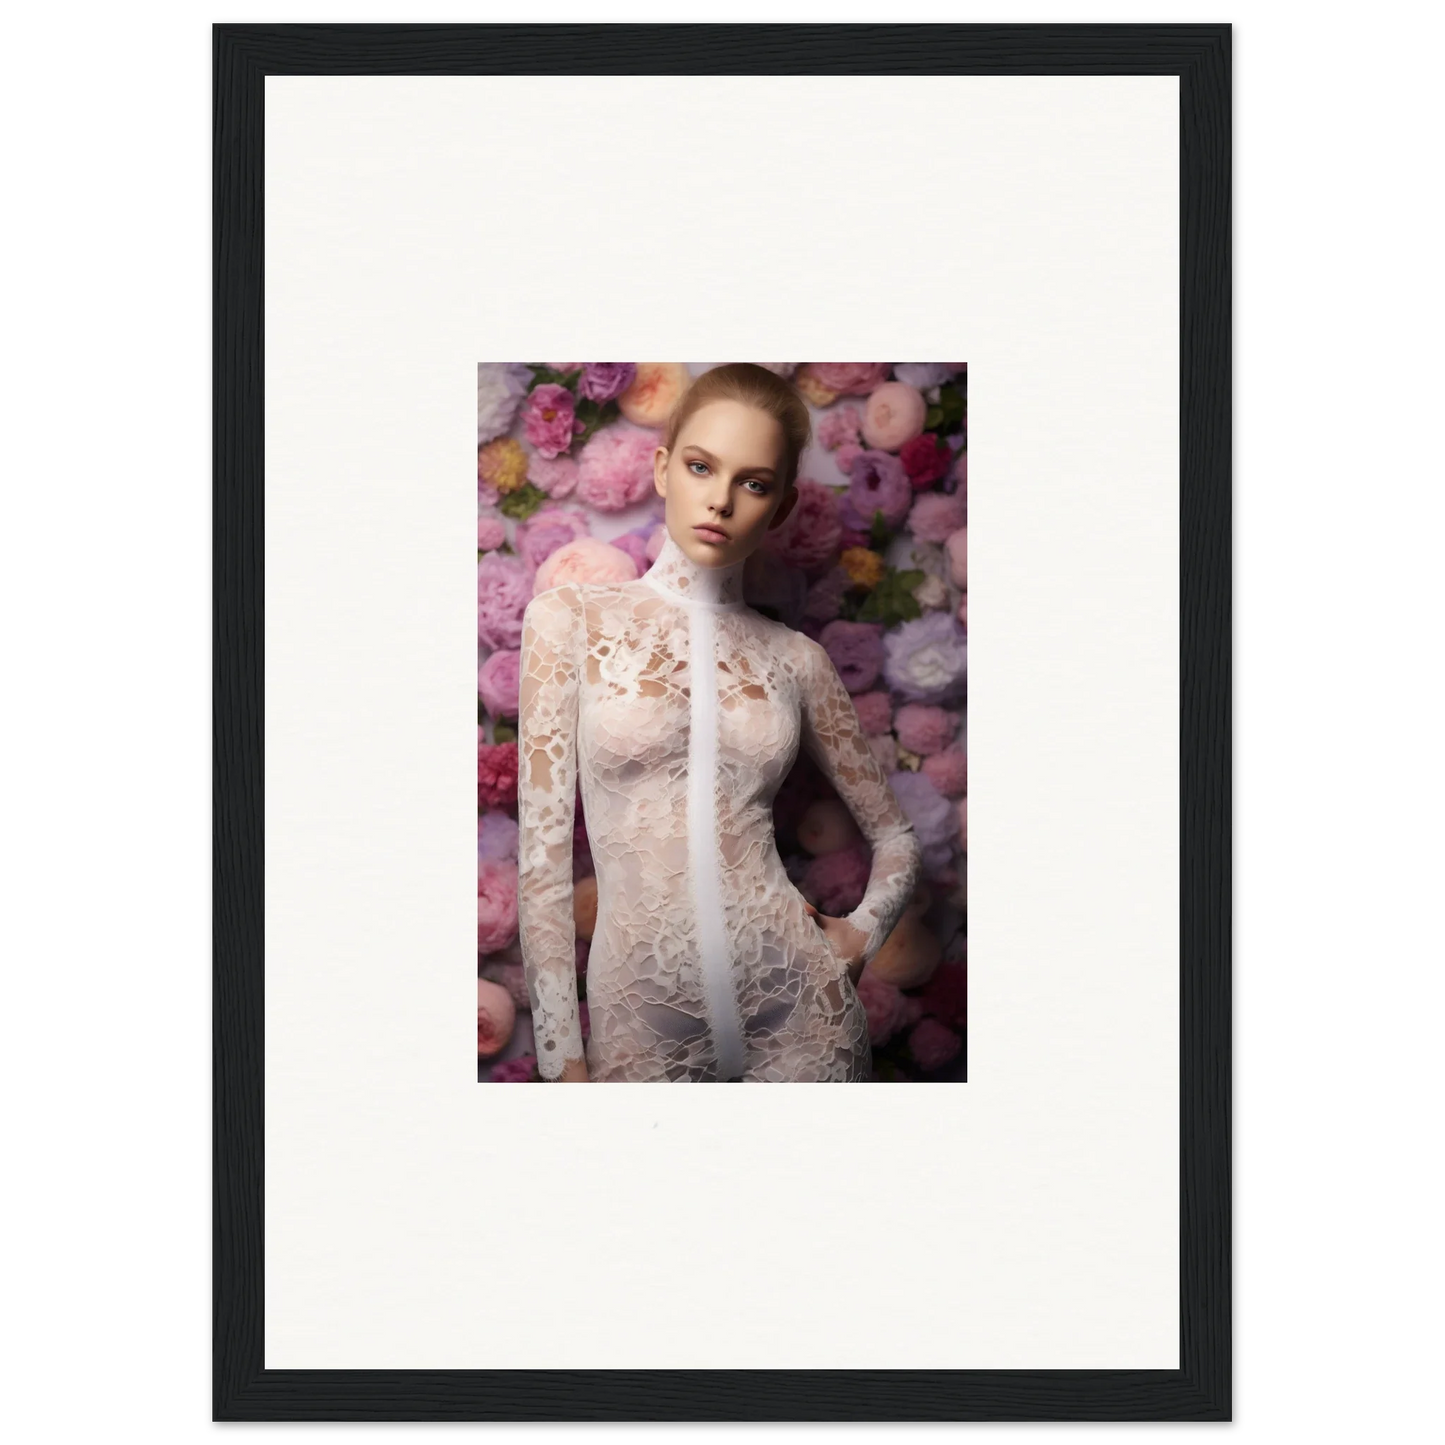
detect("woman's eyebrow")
[682,444,776,478]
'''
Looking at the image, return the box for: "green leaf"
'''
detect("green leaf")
[868,509,892,551]
[497,483,548,521]
[492,721,517,744]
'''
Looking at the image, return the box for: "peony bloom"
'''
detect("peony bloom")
[522,383,583,458]
[478,808,519,863]
[801,363,890,397]
[894,703,956,757]
[899,432,954,490]
[945,527,967,589]
[476,860,520,954]
[850,689,894,736]
[477,553,535,650]
[534,536,639,592]
[528,453,579,499]
[477,363,533,445]
[761,477,843,575]
[478,647,521,719]
[477,515,507,552]
[802,564,852,623]
[888,770,957,854]
[803,841,871,916]
[576,363,637,403]
[843,449,913,531]
[908,491,968,544]
[489,1053,539,1082]
[617,362,691,427]
[476,977,517,1058]
[839,547,886,590]
[817,404,864,452]
[856,969,910,1046]
[921,744,967,799]
[575,420,662,511]
[861,382,927,452]
[515,503,593,571]
[477,740,519,812]
[882,611,967,705]
[908,1017,962,1072]
[819,619,885,693]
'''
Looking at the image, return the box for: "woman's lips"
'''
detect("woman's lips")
[693,524,730,543]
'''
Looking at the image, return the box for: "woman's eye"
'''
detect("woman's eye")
[688,461,708,475]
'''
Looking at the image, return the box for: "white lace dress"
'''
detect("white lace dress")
[516,530,924,1082]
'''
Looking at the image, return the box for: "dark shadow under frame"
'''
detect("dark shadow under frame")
[214,21,1230,1422]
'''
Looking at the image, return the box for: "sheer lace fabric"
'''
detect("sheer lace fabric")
[516,531,924,1082]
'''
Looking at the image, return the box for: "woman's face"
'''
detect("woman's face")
[653,398,801,569]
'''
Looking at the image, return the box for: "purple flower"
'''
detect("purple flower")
[888,770,957,852]
[477,553,535,651]
[819,620,885,693]
[478,809,519,862]
[844,449,913,530]
[882,611,967,705]
[577,363,637,403]
[891,363,954,390]
[515,504,592,570]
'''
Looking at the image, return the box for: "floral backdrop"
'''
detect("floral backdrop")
[478,363,967,1082]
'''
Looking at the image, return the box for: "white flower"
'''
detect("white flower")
[478,363,534,445]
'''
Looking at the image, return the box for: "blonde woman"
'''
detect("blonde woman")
[517,364,922,1081]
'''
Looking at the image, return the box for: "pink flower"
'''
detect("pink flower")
[900,432,954,490]
[817,404,864,451]
[804,363,890,396]
[894,703,956,756]
[908,491,968,544]
[856,969,910,1046]
[477,515,507,551]
[478,741,519,812]
[476,860,520,954]
[522,383,583,459]
[477,809,519,862]
[477,553,535,650]
[843,450,913,531]
[478,648,521,719]
[945,527,967,589]
[819,619,885,693]
[861,382,927,451]
[515,503,593,570]
[763,477,844,575]
[803,841,870,915]
[907,1017,962,1071]
[577,363,637,402]
[534,536,639,591]
[575,421,662,511]
[921,744,967,799]
[834,440,865,476]
[489,1053,539,1083]
[851,690,894,736]
[477,977,517,1058]
[529,453,579,499]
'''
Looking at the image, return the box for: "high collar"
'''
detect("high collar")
[642,528,748,609]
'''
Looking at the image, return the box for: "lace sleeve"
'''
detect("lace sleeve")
[516,584,586,1079]
[799,635,924,966]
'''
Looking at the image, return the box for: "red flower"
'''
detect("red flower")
[900,432,953,489]
[478,740,519,812]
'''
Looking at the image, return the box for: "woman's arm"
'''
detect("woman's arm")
[799,635,924,972]
[516,585,588,1081]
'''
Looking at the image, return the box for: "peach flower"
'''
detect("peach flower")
[618,362,691,427]
[534,537,639,591]
[945,528,967,588]
[861,382,927,451]
[477,977,517,1058]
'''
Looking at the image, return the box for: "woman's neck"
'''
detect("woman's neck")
[642,528,748,608]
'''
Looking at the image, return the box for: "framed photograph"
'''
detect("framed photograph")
[215,22,1229,1421]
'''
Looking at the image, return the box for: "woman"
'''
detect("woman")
[517,363,923,1081]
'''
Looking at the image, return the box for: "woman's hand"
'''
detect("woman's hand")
[556,1054,590,1082]
[803,901,869,987]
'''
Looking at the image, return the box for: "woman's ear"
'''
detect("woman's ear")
[653,446,669,499]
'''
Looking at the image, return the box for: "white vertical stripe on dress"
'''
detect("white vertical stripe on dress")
[686,602,747,1079]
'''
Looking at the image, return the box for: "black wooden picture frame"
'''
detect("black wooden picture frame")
[214,22,1230,1422]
